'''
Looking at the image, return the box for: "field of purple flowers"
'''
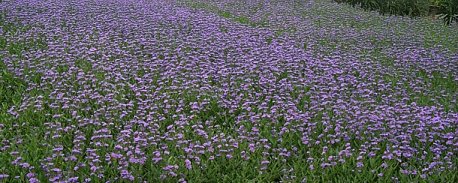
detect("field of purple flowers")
[1,0,457,182]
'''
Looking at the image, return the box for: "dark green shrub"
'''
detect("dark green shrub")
[437,0,458,25]
[336,0,457,24]
[337,0,430,16]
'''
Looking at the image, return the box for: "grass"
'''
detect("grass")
[182,0,269,27]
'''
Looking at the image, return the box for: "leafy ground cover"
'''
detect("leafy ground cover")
[0,0,457,182]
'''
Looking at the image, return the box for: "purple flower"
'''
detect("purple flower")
[0,174,9,179]
[185,159,192,170]
[29,178,39,183]
[356,162,364,168]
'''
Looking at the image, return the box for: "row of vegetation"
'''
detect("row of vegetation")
[335,0,458,25]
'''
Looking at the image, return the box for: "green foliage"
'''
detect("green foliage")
[437,0,458,25]
[184,0,268,27]
[338,0,430,16]
[336,0,457,24]
[0,60,27,112]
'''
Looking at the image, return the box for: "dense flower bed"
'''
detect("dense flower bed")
[0,0,457,182]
